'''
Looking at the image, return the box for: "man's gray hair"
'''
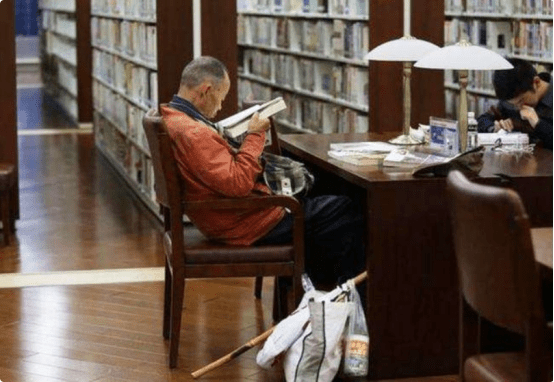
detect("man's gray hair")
[180,56,228,88]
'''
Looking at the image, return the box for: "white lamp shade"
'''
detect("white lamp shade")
[365,37,440,62]
[414,41,514,70]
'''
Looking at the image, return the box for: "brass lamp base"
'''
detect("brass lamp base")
[388,134,424,145]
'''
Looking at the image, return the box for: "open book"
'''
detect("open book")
[218,97,287,139]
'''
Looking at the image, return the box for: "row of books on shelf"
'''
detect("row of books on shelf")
[41,51,78,96]
[445,69,495,93]
[38,0,75,12]
[444,89,499,119]
[44,31,77,65]
[238,0,368,16]
[91,0,156,19]
[41,10,76,39]
[445,18,553,60]
[241,49,368,104]
[238,15,368,60]
[91,17,157,64]
[93,80,150,151]
[239,80,368,133]
[46,85,79,121]
[445,0,552,15]
[93,50,158,110]
[57,59,77,96]
[94,113,156,200]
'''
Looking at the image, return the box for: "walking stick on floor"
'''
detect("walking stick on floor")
[191,271,368,379]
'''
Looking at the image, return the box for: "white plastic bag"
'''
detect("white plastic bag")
[256,288,323,369]
[284,299,353,382]
[342,280,369,377]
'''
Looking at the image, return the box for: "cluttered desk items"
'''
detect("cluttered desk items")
[327,141,396,166]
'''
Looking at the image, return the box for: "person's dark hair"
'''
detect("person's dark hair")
[493,58,537,101]
[180,56,228,88]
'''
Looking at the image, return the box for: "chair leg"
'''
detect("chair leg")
[272,276,290,322]
[169,272,185,368]
[254,276,263,299]
[1,194,11,245]
[163,259,172,340]
[9,183,16,231]
[272,276,280,322]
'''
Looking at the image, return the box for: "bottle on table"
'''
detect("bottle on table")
[467,111,478,150]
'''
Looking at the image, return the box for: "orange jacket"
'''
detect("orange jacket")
[161,105,285,245]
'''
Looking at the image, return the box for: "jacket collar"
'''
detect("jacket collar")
[168,95,224,135]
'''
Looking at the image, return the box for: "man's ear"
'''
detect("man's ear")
[197,82,211,97]
[533,76,541,89]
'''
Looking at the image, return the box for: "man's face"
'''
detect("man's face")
[203,73,230,119]
[508,77,541,109]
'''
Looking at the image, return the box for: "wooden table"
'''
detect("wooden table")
[280,132,553,380]
[532,227,553,270]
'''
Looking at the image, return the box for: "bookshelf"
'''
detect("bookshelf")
[91,0,159,213]
[38,0,92,125]
[91,0,238,216]
[237,0,445,135]
[0,0,19,219]
[237,0,370,134]
[444,0,553,118]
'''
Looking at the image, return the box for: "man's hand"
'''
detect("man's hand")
[519,105,539,128]
[247,112,270,134]
[494,118,514,132]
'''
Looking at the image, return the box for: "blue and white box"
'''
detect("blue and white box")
[429,117,459,156]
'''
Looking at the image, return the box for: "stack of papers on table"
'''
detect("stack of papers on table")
[383,150,451,168]
[327,142,396,166]
[477,132,528,145]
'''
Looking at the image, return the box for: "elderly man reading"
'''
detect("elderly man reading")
[160,56,365,288]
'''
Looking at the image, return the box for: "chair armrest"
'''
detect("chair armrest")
[183,195,303,215]
[183,195,304,270]
[185,194,305,276]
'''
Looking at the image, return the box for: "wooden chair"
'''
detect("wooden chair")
[0,163,16,245]
[446,170,552,382]
[143,108,305,368]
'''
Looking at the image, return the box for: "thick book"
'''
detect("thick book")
[328,150,387,166]
[218,97,287,139]
[327,141,395,166]
[477,132,528,146]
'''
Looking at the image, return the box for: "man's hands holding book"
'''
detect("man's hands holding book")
[247,112,271,134]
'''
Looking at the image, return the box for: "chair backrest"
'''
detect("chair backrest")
[143,108,169,207]
[446,170,545,335]
[143,109,189,261]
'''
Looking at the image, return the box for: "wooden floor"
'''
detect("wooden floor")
[0,81,459,381]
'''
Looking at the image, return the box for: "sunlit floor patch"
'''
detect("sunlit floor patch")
[0,267,165,288]
[18,128,93,136]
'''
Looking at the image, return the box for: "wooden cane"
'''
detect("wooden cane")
[191,271,368,379]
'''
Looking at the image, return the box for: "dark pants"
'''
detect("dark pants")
[256,195,366,288]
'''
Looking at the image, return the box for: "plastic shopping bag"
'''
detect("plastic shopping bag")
[342,280,369,377]
[283,299,352,382]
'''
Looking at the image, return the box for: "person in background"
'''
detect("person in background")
[160,56,365,289]
[477,58,552,150]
